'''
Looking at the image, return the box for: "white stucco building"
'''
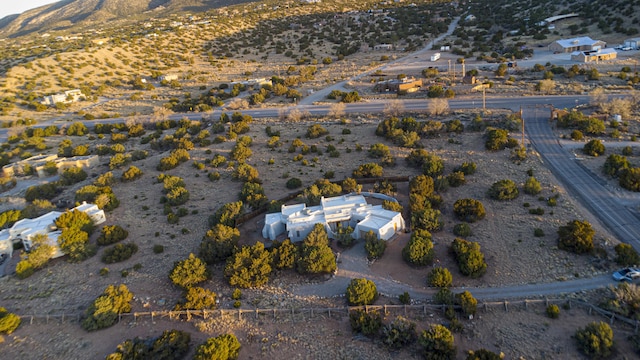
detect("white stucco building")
[0,202,106,259]
[262,193,405,242]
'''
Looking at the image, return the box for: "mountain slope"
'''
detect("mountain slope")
[0,0,222,38]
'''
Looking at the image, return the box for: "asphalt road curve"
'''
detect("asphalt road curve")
[524,108,640,252]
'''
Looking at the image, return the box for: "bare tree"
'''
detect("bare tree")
[383,100,404,118]
[536,79,556,94]
[328,102,346,119]
[589,88,607,108]
[287,108,302,122]
[278,107,288,121]
[428,98,449,116]
[151,106,173,123]
[227,98,249,110]
[601,98,633,119]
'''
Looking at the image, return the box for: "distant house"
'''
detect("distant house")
[548,36,606,53]
[571,48,617,63]
[624,37,640,49]
[374,44,394,51]
[375,77,423,93]
[159,74,179,82]
[40,89,85,106]
[464,14,476,22]
[262,193,405,242]
[0,202,106,259]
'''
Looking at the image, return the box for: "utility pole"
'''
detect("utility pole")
[520,106,525,147]
[482,87,486,112]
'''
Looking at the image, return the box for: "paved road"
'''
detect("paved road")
[525,108,640,252]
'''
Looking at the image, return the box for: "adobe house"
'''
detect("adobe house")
[570,48,617,63]
[262,193,405,242]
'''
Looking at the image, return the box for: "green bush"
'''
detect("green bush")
[465,349,503,360]
[434,288,455,305]
[574,321,614,359]
[306,124,329,139]
[399,292,411,305]
[583,139,605,156]
[352,162,384,178]
[153,244,164,254]
[97,225,129,246]
[193,334,241,360]
[55,209,95,234]
[453,223,472,237]
[447,171,465,187]
[453,198,486,223]
[121,166,143,181]
[25,183,61,202]
[457,290,477,316]
[297,224,336,274]
[484,128,509,150]
[454,161,476,175]
[106,329,191,360]
[427,267,452,288]
[209,201,243,227]
[224,242,273,288]
[546,304,560,319]
[169,254,211,289]
[451,238,487,278]
[82,284,133,331]
[102,243,138,264]
[15,260,35,279]
[402,229,434,266]
[271,239,298,270]
[570,130,584,141]
[349,309,382,336]
[67,122,88,136]
[60,166,88,185]
[199,224,240,264]
[603,154,629,177]
[0,307,21,334]
[346,278,378,306]
[286,177,302,189]
[58,227,96,262]
[174,287,217,311]
[614,243,640,266]
[524,176,542,195]
[558,220,594,254]
[166,186,190,206]
[364,230,386,260]
[534,228,545,237]
[418,324,456,360]
[620,167,640,192]
[488,179,519,200]
[382,316,417,349]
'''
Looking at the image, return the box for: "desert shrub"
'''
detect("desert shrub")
[428,267,452,288]
[454,161,477,175]
[0,209,23,228]
[336,226,355,247]
[465,349,503,360]
[523,176,542,195]
[558,220,594,254]
[546,304,560,319]
[232,163,260,182]
[534,228,545,237]
[102,243,138,264]
[419,324,456,360]
[209,201,243,227]
[422,153,445,177]
[165,187,190,206]
[82,284,133,331]
[411,208,443,231]
[60,166,88,185]
[239,182,267,209]
[106,329,191,360]
[25,182,61,202]
[402,229,434,266]
[55,209,95,234]
[484,128,509,150]
[570,130,584,140]
[121,166,143,181]
[193,334,241,360]
[297,224,336,274]
[0,307,21,334]
[306,124,329,139]
[457,290,477,316]
[109,153,132,170]
[451,238,487,278]
[346,278,378,306]
[447,171,465,187]
[353,162,384,178]
[382,316,417,349]
[16,260,35,279]
[349,309,382,336]
[271,239,297,270]
[364,230,386,260]
[224,242,273,288]
[67,122,88,136]
[488,179,519,200]
[58,227,95,262]
[286,177,302,189]
[574,321,614,359]
[157,149,190,171]
[174,287,217,311]
[199,224,240,264]
[453,198,485,223]
[399,292,411,305]
[169,254,211,289]
[615,243,640,266]
[620,167,640,192]
[583,139,605,156]
[97,225,128,246]
[453,223,472,237]
[603,154,629,177]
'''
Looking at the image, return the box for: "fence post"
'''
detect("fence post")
[255,309,258,319]
[30,315,33,325]
[610,314,615,325]
[238,309,242,321]
[524,300,528,310]
[46,315,49,324]
[273,309,276,319]
[504,301,508,312]
[545,297,549,307]
[62,313,65,323]
[404,305,407,317]
[291,308,294,322]
[118,314,122,323]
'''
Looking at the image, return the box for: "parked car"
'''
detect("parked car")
[612,268,640,281]
[621,46,633,51]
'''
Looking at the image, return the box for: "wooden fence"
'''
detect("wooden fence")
[16,298,640,333]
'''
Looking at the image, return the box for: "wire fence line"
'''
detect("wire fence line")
[14,298,640,333]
